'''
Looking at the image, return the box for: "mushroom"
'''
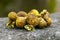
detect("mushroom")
[40,9,52,26]
[16,17,27,28]
[6,12,17,28]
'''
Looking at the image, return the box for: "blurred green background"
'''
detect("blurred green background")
[0,0,58,17]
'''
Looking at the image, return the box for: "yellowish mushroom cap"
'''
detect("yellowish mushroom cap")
[16,17,27,28]
[29,9,39,16]
[8,12,17,20]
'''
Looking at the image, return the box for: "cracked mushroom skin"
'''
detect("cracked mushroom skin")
[40,9,50,17]
[27,14,39,27]
[8,12,17,21]
[17,11,27,17]
[40,9,52,26]
[44,16,52,26]
[38,17,47,28]
[16,17,27,28]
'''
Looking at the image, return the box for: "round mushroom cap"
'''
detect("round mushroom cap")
[16,17,27,28]
[28,9,39,16]
[8,12,17,21]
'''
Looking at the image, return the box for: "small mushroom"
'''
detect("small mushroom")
[6,12,17,28]
[27,9,40,27]
[16,17,27,28]
[40,9,52,26]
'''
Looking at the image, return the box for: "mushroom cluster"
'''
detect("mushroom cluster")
[6,9,52,31]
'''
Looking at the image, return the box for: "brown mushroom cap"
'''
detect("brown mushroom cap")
[17,11,27,17]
